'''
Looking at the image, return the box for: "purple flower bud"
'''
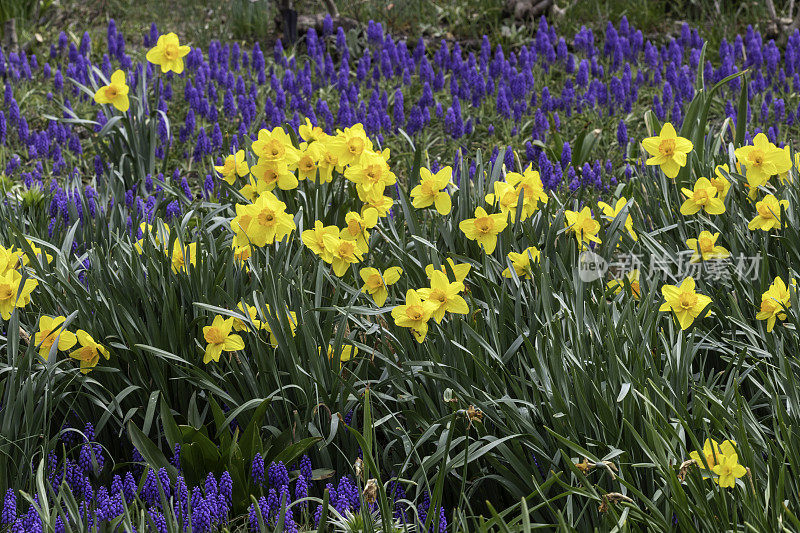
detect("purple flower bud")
[504,146,515,171]
[560,142,572,170]
[2,489,15,525]
[321,14,334,37]
[251,453,265,486]
[180,177,192,200]
[392,89,404,130]
[295,474,309,509]
[616,119,628,148]
[268,461,289,490]
[300,455,313,480]
[122,471,137,502]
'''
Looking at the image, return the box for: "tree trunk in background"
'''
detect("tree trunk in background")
[506,0,553,21]
[279,0,298,45]
[321,0,339,18]
[764,0,781,38]
[3,18,19,54]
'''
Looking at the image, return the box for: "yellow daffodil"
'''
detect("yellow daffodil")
[21,239,53,266]
[391,289,437,343]
[325,344,358,367]
[0,269,37,319]
[506,165,548,211]
[748,194,788,231]
[783,152,800,185]
[0,245,23,273]
[742,182,759,202]
[232,243,252,269]
[202,316,244,364]
[302,221,340,262]
[459,206,508,254]
[251,126,301,166]
[169,241,197,273]
[710,164,732,199]
[231,192,296,248]
[69,330,110,373]
[359,189,394,218]
[690,439,737,477]
[411,166,453,215]
[344,149,397,197]
[306,139,343,183]
[34,315,77,361]
[607,269,641,300]
[756,276,794,332]
[564,206,601,249]
[659,276,711,330]
[233,303,267,332]
[680,178,726,216]
[93,69,130,112]
[502,247,541,279]
[294,143,318,181]
[597,197,637,241]
[250,159,298,192]
[322,234,364,276]
[145,33,190,74]
[214,150,249,185]
[485,181,525,221]
[360,266,402,307]
[713,453,747,488]
[299,118,327,142]
[260,305,298,347]
[734,132,791,188]
[686,231,730,262]
[328,124,373,166]
[417,270,469,323]
[425,259,471,284]
[135,222,171,252]
[641,122,693,179]
[342,210,378,254]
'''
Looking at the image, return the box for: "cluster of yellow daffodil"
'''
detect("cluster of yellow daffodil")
[735,133,792,188]
[0,244,40,320]
[203,115,797,355]
[134,223,197,274]
[391,259,470,342]
[93,32,190,112]
[202,303,299,364]
[35,319,109,375]
[502,247,541,280]
[460,165,549,254]
[607,269,641,299]
[644,124,791,231]
[63,327,110,374]
[756,276,795,332]
[0,242,109,373]
[563,196,636,251]
[219,122,398,279]
[687,438,747,489]
[234,303,298,347]
[602,123,797,332]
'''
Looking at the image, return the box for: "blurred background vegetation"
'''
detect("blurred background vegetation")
[2,0,796,57]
